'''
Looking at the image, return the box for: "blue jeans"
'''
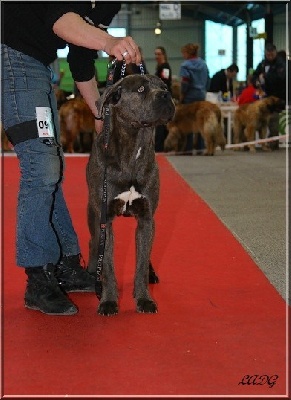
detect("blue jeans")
[1,44,80,267]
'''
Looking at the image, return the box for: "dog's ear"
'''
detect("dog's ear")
[96,81,123,118]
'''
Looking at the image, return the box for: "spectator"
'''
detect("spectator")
[180,43,210,103]
[154,46,172,152]
[252,43,286,101]
[277,49,286,62]
[209,63,239,99]
[252,43,286,149]
[179,42,210,154]
[209,63,239,140]
[237,74,264,105]
[277,50,290,105]
[154,46,172,92]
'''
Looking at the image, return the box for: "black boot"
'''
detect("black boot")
[24,264,78,315]
[55,254,95,293]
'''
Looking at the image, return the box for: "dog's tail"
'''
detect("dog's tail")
[205,111,226,151]
[215,109,226,150]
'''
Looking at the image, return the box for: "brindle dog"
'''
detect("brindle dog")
[86,75,175,316]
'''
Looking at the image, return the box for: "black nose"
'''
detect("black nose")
[158,91,171,100]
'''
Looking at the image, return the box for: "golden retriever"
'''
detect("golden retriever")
[233,96,285,152]
[59,97,95,153]
[165,101,226,155]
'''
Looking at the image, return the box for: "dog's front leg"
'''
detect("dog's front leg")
[260,126,271,151]
[245,126,256,152]
[134,217,158,314]
[97,222,119,316]
[203,135,214,156]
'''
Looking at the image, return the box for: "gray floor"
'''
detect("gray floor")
[165,147,289,304]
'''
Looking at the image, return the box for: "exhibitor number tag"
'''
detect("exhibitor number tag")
[36,107,54,138]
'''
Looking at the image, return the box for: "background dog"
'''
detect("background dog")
[233,96,285,152]
[59,97,95,153]
[1,123,11,151]
[164,101,226,155]
[86,74,175,316]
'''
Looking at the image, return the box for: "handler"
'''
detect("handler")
[1,2,141,315]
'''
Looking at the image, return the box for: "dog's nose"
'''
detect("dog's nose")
[158,91,171,100]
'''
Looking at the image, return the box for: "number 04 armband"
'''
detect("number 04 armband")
[5,106,56,146]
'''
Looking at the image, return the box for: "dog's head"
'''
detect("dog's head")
[96,74,175,128]
[264,96,285,113]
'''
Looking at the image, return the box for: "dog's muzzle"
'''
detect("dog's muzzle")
[154,90,175,119]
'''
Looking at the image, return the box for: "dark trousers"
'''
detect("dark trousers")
[185,133,205,152]
[268,112,280,150]
[155,124,168,152]
[182,99,205,152]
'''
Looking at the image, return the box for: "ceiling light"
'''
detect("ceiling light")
[155,21,162,35]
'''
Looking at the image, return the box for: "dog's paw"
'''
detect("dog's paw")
[98,301,118,316]
[137,299,158,314]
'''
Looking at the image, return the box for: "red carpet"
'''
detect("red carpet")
[2,154,288,397]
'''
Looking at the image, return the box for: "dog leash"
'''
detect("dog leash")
[94,58,145,299]
[94,58,116,299]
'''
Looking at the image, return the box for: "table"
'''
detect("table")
[218,102,238,145]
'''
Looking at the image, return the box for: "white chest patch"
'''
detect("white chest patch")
[115,186,142,213]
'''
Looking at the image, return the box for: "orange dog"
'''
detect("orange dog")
[59,97,95,153]
[165,101,226,155]
[233,96,285,152]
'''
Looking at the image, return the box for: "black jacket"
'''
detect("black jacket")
[252,56,286,101]
[1,1,121,81]
[209,69,234,96]
[155,62,172,93]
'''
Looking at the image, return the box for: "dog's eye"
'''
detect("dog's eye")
[137,86,145,93]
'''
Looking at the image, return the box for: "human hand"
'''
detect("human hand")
[103,36,141,64]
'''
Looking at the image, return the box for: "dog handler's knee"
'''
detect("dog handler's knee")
[9,119,63,189]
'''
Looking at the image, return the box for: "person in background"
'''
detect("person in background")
[252,43,286,101]
[1,2,141,316]
[237,74,265,105]
[277,50,291,105]
[179,42,210,154]
[277,49,286,62]
[154,46,172,91]
[209,63,239,99]
[154,46,172,152]
[209,63,239,140]
[252,43,286,149]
